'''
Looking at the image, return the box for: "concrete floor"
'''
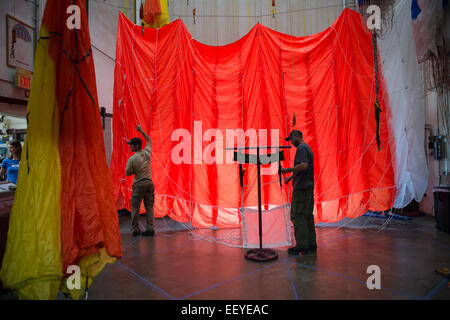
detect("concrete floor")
[84,213,450,300]
[1,213,449,300]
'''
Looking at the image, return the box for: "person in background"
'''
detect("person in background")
[0,140,21,185]
[281,130,317,255]
[125,125,155,237]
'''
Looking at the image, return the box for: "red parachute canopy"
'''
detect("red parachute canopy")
[111,9,396,227]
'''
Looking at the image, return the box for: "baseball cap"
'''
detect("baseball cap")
[285,129,302,141]
[127,137,142,146]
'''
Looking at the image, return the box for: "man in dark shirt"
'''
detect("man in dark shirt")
[281,130,317,255]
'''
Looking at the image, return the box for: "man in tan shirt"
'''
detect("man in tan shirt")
[125,125,155,237]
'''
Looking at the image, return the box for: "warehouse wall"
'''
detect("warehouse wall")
[0,0,42,116]
[0,0,135,163]
[167,0,356,46]
[90,0,135,115]
[88,0,135,163]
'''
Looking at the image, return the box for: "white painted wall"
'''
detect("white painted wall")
[88,0,135,164]
[89,0,135,114]
[167,0,355,46]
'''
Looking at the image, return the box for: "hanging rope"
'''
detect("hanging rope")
[372,30,381,150]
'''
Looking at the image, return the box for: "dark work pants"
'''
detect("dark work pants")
[291,188,317,249]
[130,179,155,233]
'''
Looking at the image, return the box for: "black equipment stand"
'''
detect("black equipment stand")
[227,145,291,262]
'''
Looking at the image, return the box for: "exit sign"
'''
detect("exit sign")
[15,71,32,90]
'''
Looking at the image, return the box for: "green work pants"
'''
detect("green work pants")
[291,188,316,250]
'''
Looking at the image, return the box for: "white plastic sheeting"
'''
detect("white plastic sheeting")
[240,204,292,248]
[378,0,428,208]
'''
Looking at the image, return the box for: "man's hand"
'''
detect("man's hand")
[136,125,151,142]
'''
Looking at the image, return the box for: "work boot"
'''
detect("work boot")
[287,247,308,255]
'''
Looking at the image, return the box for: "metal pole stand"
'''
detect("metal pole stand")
[228,145,291,262]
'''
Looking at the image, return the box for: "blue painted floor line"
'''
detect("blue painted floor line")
[178,259,285,300]
[116,225,450,300]
[284,259,299,300]
[117,231,359,300]
[423,278,448,300]
[116,261,176,300]
[122,238,140,251]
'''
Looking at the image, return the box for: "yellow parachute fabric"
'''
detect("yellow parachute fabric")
[0,26,63,300]
[142,0,169,28]
[61,248,117,300]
